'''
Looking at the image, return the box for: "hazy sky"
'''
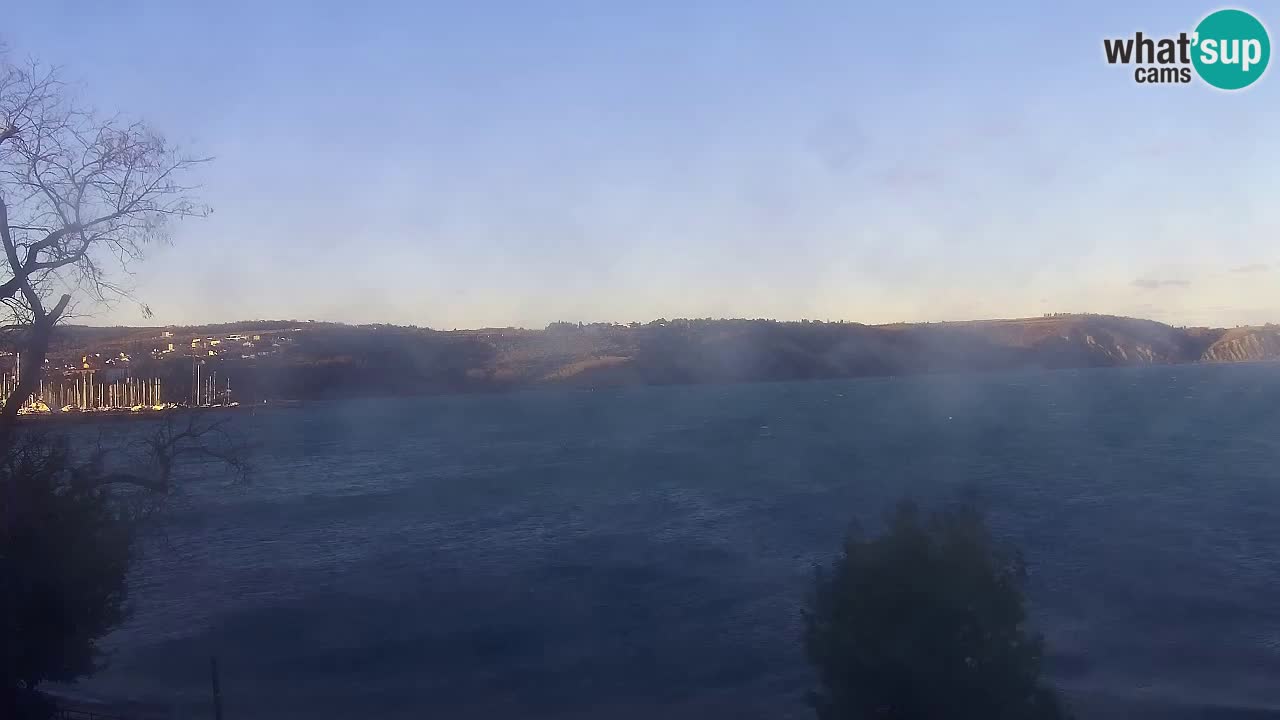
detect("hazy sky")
[7,1,1279,328]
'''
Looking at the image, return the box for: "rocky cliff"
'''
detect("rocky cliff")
[1201,326,1280,362]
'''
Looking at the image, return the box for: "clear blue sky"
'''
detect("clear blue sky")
[8,1,1279,328]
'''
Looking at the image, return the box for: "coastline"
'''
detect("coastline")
[13,400,302,426]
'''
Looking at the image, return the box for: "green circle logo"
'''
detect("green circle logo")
[1192,9,1270,90]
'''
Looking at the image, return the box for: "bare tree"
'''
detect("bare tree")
[0,55,209,449]
[0,52,223,717]
[75,413,250,494]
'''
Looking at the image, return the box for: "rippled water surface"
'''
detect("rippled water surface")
[69,363,1280,718]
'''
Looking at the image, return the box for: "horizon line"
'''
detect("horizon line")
[59,312,1275,333]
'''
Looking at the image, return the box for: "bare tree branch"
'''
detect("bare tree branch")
[67,413,251,495]
[0,56,209,448]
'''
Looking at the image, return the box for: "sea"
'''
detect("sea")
[61,362,1280,719]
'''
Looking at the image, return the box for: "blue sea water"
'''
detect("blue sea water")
[67,363,1280,718]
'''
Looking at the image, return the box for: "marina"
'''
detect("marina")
[0,352,241,419]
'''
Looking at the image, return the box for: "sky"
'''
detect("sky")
[6,1,1279,329]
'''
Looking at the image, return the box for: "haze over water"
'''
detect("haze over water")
[62,362,1280,719]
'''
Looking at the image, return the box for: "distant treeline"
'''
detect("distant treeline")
[14,314,1280,402]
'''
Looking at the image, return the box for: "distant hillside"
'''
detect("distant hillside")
[1200,325,1280,362]
[10,314,1280,402]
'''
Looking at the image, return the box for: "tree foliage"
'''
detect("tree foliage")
[803,499,1071,720]
[0,435,135,718]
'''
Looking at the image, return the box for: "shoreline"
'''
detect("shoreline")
[14,400,302,426]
